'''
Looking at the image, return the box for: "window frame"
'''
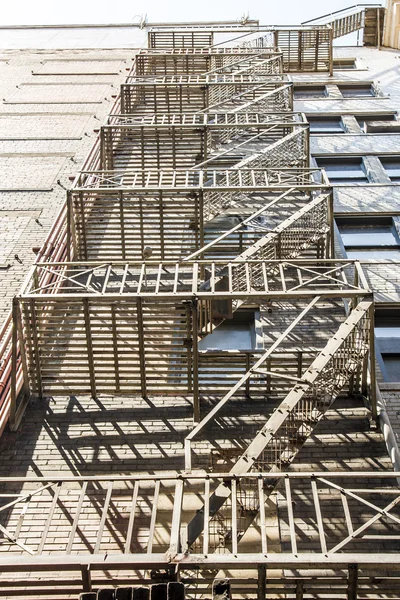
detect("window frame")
[306,113,398,135]
[314,153,400,185]
[379,156,400,182]
[338,83,377,98]
[375,307,400,383]
[333,57,357,70]
[198,308,264,352]
[357,114,398,133]
[314,156,369,184]
[293,85,327,100]
[307,115,344,134]
[335,216,400,260]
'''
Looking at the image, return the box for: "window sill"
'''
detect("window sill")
[380,382,400,390]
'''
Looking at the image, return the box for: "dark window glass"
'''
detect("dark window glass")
[376,310,400,328]
[308,117,343,134]
[375,309,400,382]
[203,214,245,257]
[315,157,368,184]
[337,217,400,259]
[294,86,326,99]
[356,114,396,132]
[339,84,375,98]
[337,217,400,247]
[379,157,400,182]
[333,58,356,69]
[198,309,258,351]
[381,354,400,382]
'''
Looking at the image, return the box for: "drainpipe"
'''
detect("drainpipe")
[377,385,400,484]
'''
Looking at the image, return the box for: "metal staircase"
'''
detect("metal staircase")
[1,23,391,600]
[10,30,373,419]
[302,4,384,46]
[184,298,374,549]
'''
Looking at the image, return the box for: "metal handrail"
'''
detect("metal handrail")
[302,4,382,25]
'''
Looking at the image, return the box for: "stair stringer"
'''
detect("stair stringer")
[183,298,373,551]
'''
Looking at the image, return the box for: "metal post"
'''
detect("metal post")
[192,300,200,422]
[83,298,96,399]
[79,191,88,261]
[30,298,43,399]
[111,303,120,393]
[119,191,126,261]
[369,304,377,422]
[257,565,266,600]
[99,127,105,170]
[245,352,251,398]
[66,191,72,262]
[347,564,358,600]
[377,8,381,50]
[328,191,335,258]
[298,30,302,72]
[9,299,19,430]
[198,191,204,253]
[315,29,320,73]
[81,564,92,592]
[305,124,310,169]
[14,301,30,425]
[296,581,304,600]
[352,266,359,311]
[159,191,165,261]
[137,298,148,399]
[169,479,184,557]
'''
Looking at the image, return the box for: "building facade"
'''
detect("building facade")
[0,5,399,600]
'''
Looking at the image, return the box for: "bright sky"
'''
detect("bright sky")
[0,0,383,26]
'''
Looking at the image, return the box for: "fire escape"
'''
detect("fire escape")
[0,20,398,600]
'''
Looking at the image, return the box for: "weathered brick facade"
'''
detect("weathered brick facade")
[0,16,399,600]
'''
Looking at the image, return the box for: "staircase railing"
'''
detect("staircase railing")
[302,4,383,40]
[184,298,374,547]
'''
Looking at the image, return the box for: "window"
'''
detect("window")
[336,216,400,260]
[375,308,400,382]
[204,214,244,238]
[307,116,344,134]
[315,157,368,184]
[356,114,398,133]
[379,157,400,182]
[333,58,356,69]
[381,355,400,381]
[198,309,262,351]
[203,214,243,257]
[346,249,400,259]
[203,213,263,258]
[294,85,326,99]
[338,217,400,246]
[339,84,376,98]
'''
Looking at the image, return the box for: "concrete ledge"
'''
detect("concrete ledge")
[0,187,53,192]
[380,383,400,391]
